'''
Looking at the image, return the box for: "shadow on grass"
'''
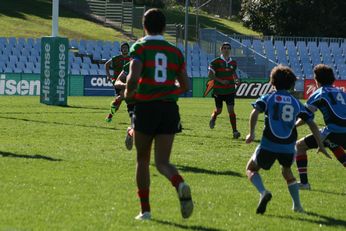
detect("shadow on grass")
[176,164,243,177]
[0,151,62,161]
[151,219,226,231]
[310,189,346,196]
[267,211,346,228]
[0,116,118,130]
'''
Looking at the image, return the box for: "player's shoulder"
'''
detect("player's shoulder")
[210,57,221,64]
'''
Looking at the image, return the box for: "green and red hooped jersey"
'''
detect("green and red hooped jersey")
[130,36,186,102]
[208,56,237,95]
[111,54,130,80]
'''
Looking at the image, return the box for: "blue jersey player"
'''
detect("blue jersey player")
[245,65,328,214]
[296,64,346,190]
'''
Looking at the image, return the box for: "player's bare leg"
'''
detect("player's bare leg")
[227,104,240,139]
[134,131,154,220]
[246,159,271,214]
[282,166,304,212]
[154,134,193,219]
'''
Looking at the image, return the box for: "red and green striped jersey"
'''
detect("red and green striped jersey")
[122,62,130,75]
[208,56,237,95]
[130,35,185,102]
[111,54,130,79]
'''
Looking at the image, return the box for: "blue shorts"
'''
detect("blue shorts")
[251,146,295,170]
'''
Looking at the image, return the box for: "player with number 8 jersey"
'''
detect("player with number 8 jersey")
[125,8,193,221]
[129,38,185,102]
[245,65,328,214]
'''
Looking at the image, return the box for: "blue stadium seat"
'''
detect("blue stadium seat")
[16,62,25,69]
[71,63,80,70]
[0,54,8,62]
[4,67,13,73]
[92,52,101,61]
[19,55,28,63]
[81,63,90,70]
[33,67,40,74]
[83,56,92,64]
[252,40,264,55]
[13,67,22,73]
[74,56,82,65]
[8,37,17,47]
[0,61,6,69]
[90,64,98,70]
[11,48,21,57]
[101,52,111,60]
[79,39,87,48]
[89,69,98,75]
[97,69,106,75]
[81,69,89,75]
[28,56,38,63]
[0,37,8,46]
[26,62,34,69]
[23,68,33,74]
[71,69,80,75]
[70,39,78,49]
[242,39,251,48]
[27,38,34,46]
[9,55,18,63]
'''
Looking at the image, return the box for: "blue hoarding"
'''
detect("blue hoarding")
[84,75,114,96]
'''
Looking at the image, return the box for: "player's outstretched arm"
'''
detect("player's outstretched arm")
[177,68,190,93]
[125,59,142,99]
[105,59,112,81]
[114,71,127,90]
[246,109,259,144]
[295,118,305,127]
[307,121,332,159]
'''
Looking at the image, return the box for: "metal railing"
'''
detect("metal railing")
[199,28,277,78]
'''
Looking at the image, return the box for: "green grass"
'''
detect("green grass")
[0,0,128,41]
[0,96,345,230]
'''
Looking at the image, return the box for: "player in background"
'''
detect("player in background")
[208,42,241,139]
[114,62,135,150]
[245,65,328,214]
[296,64,346,190]
[104,42,131,122]
[125,8,193,221]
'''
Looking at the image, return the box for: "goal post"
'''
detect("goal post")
[40,0,69,106]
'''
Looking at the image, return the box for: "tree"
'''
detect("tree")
[240,0,346,37]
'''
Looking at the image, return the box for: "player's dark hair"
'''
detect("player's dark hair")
[143,8,166,34]
[313,64,335,85]
[221,42,231,49]
[270,65,297,90]
[120,42,130,49]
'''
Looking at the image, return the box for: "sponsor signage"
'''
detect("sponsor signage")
[84,75,114,96]
[40,36,69,106]
[0,74,40,95]
[236,80,274,98]
[303,79,346,99]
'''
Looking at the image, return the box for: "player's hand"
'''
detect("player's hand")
[317,147,332,159]
[235,78,240,86]
[245,133,255,143]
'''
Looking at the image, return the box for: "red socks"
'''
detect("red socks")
[138,189,150,213]
[170,174,184,191]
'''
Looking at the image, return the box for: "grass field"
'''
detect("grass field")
[0,96,345,231]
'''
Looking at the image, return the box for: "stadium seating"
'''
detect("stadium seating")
[0,37,345,80]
